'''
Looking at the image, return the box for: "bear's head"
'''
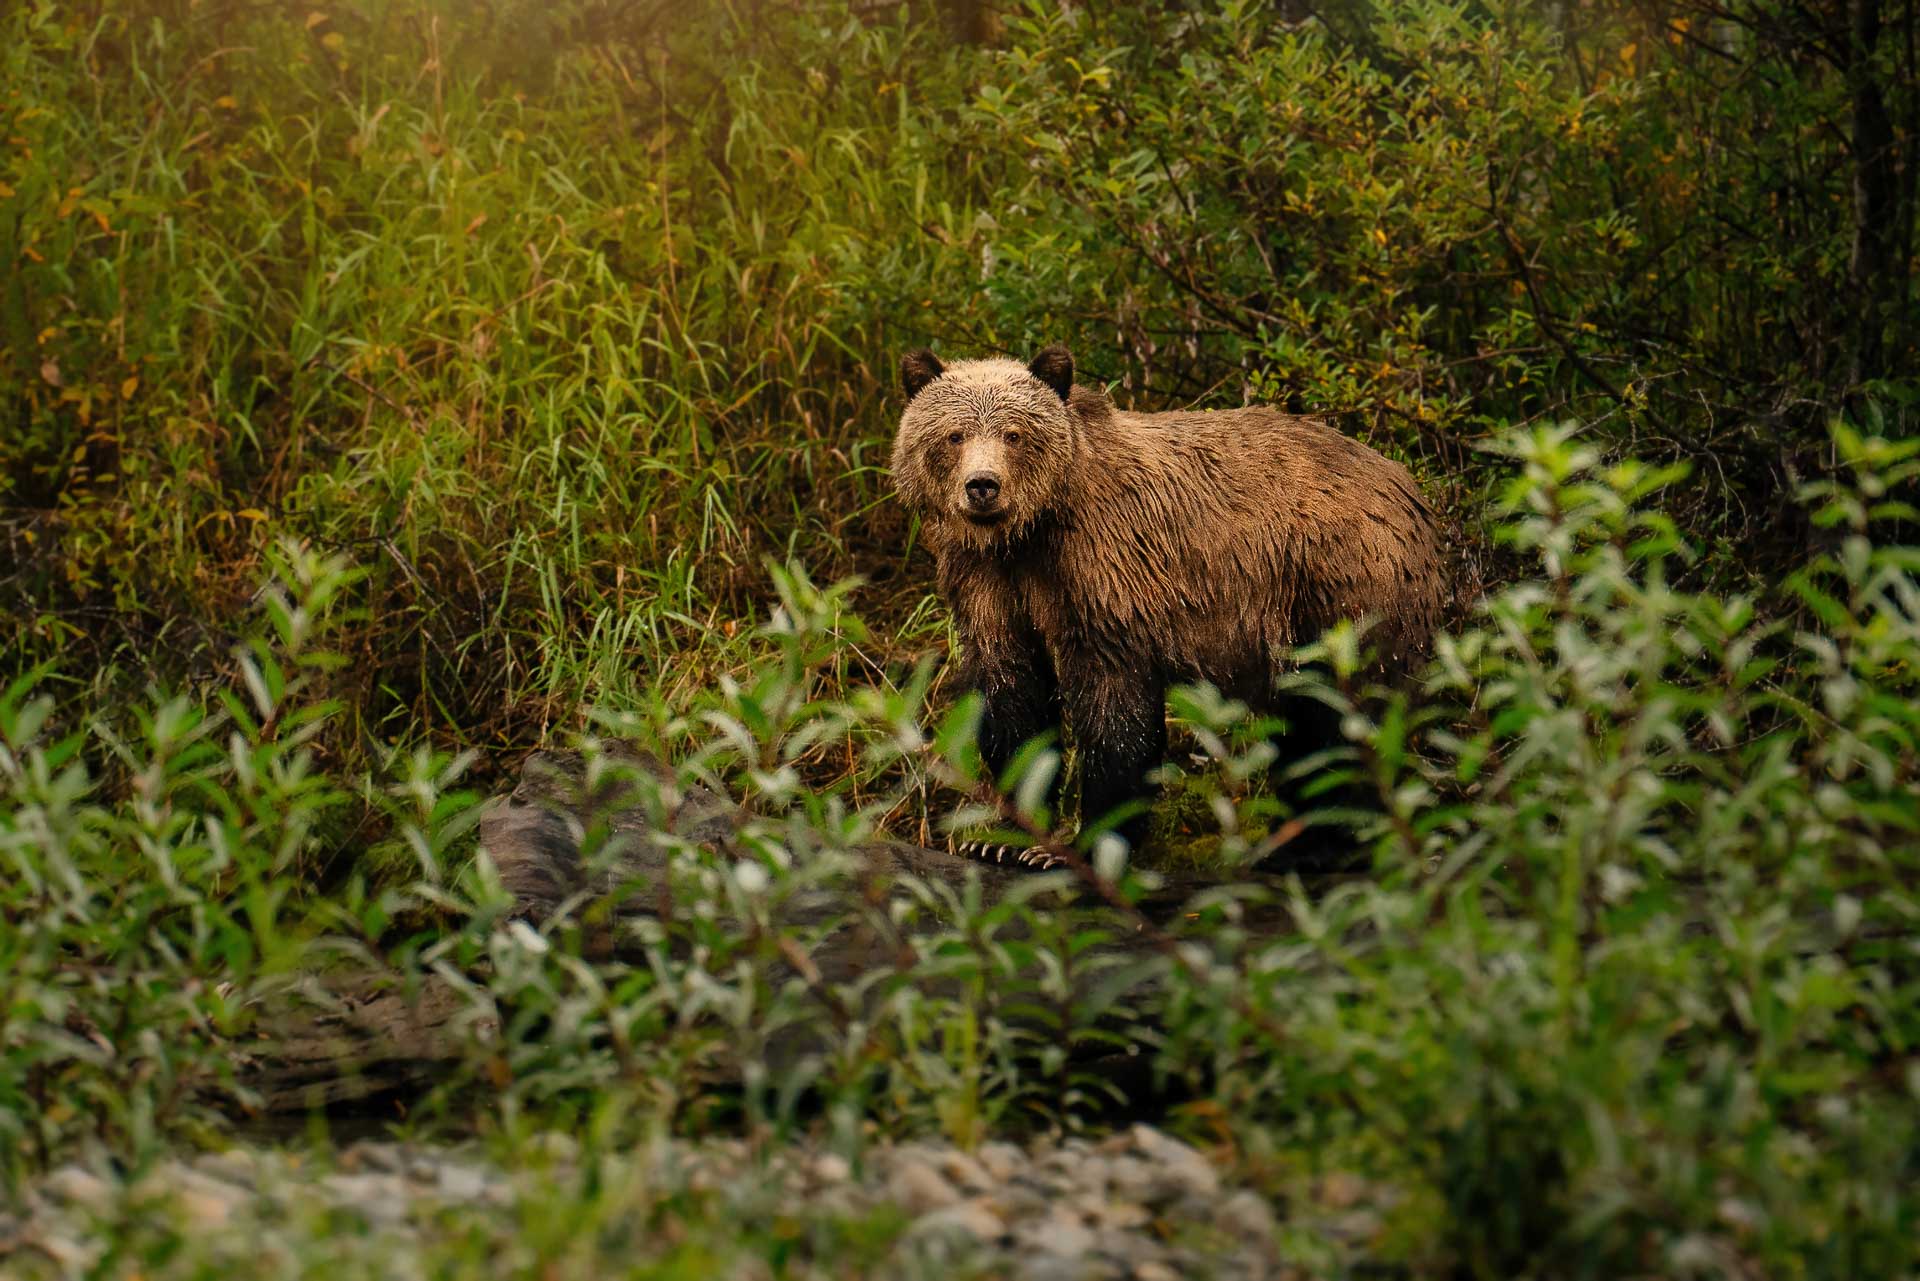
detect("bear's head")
[890,345,1077,551]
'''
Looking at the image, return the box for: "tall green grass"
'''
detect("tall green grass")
[6,1,1914,757]
[3,4,1919,1275]
[2,2,981,754]
[6,423,1917,1276]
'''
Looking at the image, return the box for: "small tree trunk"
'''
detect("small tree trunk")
[1846,0,1905,388]
[944,0,1000,45]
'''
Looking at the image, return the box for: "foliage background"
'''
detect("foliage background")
[7,0,1913,755]
[2,1,1917,1277]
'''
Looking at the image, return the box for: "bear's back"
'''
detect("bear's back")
[1056,398,1443,678]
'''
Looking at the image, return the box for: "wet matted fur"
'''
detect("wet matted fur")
[892,345,1445,856]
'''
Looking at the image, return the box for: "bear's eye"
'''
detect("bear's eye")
[947,431,963,445]
[1006,431,1021,444]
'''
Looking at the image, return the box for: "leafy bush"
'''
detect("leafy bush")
[0,0,970,739]
[8,422,1917,1277]
[1213,422,1920,1275]
[3,1,1918,1276]
[1,545,367,1167]
[8,0,1914,752]
[954,1,1919,530]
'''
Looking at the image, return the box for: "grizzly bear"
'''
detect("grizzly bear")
[892,345,1444,858]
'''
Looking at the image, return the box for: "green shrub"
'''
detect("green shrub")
[9,0,1912,755]
[1,544,367,1171]
[3,1,1918,1275]
[8,420,1915,1277]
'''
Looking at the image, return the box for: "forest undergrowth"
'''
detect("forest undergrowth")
[3,2,1918,1277]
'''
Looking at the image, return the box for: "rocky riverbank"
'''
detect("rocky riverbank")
[4,1126,1389,1280]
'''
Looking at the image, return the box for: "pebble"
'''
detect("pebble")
[167,1167,245,1229]
[41,1166,113,1211]
[435,1162,492,1202]
[937,1149,991,1192]
[31,1232,97,1270]
[909,1197,1005,1243]
[526,1131,579,1164]
[1102,1155,1159,1203]
[1016,1205,1097,1257]
[976,1141,1022,1182]
[888,1156,960,1213]
[1023,1258,1109,1281]
[1080,1195,1151,1231]
[1127,1124,1221,1201]
[338,1141,402,1173]
[1216,1188,1278,1242]
[195,1150,260,1189]
[323,1173,414,1226]
[176,1188,235,1229]
[11,1127,1318,1281]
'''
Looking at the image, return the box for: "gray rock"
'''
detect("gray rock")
[436,1162,492,1202]
[1038,1142,1089,1180]
[31,1232,99,1270]
[1102,1155,1159,1203]
[1128,1125,1221,1202]
[194,1149,260,1189]
[888,1157,960,1214]
[937,1149,992,1193]
[1068,1153,1112,1193]
[1216,1188,1277,1243]
[976,1141,1023,1183]
[1015,1204,1098,1257]
[41,1166,113,1212]
[526,1131,579,1164]
[992,1176,1052,1219]
[1078,1195,1151,1232]
[323,1172,415,1226]
[810,1151,852,1185]
[338,1141,404,1173]
[154,1165,247,1229]
[907,1197,1005,1244]
[1018,1259,1097,1281]
[12,1132,1288,1281]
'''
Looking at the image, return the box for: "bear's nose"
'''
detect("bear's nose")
[964,472,1002,508]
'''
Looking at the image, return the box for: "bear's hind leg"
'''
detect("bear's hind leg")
[1262,686,1368,872]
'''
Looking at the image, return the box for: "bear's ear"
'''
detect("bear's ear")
[900,348,945,401]
[1027,345,1074,402]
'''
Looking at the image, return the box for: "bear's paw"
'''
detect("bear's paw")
[948,836,1068,871]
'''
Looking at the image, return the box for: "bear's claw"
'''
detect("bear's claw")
[950,837,1068,871]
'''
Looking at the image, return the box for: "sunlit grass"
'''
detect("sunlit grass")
[2,4,1917,1277]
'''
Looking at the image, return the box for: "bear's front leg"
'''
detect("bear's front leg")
[950,630,1069,867]
[1063,658,1166,853]
[962,624,1061,803]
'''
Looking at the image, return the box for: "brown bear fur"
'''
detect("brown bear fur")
[892,344,1445,851]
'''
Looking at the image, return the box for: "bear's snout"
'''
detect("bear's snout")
[953,437,1014,522]
[964,471,1003,510]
